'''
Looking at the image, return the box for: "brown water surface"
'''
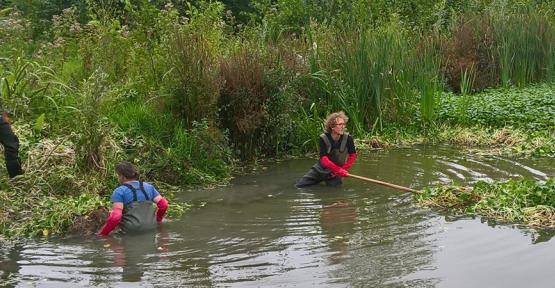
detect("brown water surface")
[1,145,554,287]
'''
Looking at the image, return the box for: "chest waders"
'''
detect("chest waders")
[0,112,23,178]
[295,133,350,187]
[313,132,349,175]
[118,182,157,234]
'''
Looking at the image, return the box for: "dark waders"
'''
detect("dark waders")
[0,115,23,178]
[118,182,157,234]
[296,133,350,188]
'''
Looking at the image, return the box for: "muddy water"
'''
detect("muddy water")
[1,145,554,287]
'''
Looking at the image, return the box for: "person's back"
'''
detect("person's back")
[114,181,159,234]
[98,162,169,236]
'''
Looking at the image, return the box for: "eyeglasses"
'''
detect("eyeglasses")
[334,123,346,127]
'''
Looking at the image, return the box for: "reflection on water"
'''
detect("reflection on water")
[1,145,554,287]
[0,243,22,287]
[102,227,171,282]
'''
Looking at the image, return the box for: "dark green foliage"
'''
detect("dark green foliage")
[159,2,224,127]
[168,120,232,184]
[219,47,302,159]
[438,84,555,131]
[442,16,497,93]
[73,71,111,171]
[258,67,301,156]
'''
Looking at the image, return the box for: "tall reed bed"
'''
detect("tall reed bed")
[310,22,442,134]
[443,9,555,92]
[491,10,555,87]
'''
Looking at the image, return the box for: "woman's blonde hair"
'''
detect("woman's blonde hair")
[324,111,349,133]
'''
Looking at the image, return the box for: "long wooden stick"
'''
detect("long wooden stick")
[348,173,419,193]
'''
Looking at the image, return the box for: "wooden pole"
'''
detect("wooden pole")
[348,173,419,193]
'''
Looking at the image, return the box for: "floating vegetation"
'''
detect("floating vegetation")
[416,178,555,228]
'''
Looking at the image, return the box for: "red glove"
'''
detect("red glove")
[321,156,349,177]
[335,168,349,177]
[97,208,123,236]
[156,198,169,223]
[342,153,357,171]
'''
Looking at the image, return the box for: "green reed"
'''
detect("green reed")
[319,22,442,132]
[492,10,555,87]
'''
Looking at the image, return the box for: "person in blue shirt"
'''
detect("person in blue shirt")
[98,161,169,236]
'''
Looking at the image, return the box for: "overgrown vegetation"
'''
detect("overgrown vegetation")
[416,178,555,228]
[0,0,554,238]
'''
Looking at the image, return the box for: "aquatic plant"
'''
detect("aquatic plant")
[438,83,555,131]
[491,9,555,87]
[416,178,555,228]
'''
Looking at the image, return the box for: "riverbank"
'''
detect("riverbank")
[362,83,555,158]
[1,82,554,239]
[1,0,554,239]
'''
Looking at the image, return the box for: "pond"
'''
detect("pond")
[1,145,554,287]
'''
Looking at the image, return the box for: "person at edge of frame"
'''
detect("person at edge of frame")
[0,110,23,178]
[296,111,357,188]
[97,161,169,236]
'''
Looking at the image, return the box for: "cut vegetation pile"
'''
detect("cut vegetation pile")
[416,178,555,228]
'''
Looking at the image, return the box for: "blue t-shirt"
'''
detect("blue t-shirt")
[110,181,160,205]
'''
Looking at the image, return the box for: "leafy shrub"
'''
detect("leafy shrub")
[219,48,268,160]
[168,120,231,184]
[73,71,114,172]
[158,2,224,127]
[441,15,497,93]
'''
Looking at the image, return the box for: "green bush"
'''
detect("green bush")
[158,1,224,127]
[168,120,232,184]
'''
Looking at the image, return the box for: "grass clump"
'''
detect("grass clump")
[416,178,555,228]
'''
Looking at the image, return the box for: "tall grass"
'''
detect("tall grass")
[3,0,555,165]
[492,10,555,87]
[219,48,268,160]
[415,36,442,124]
[74,70,113,173]
[109,100,175,144]
[294,102,323,152]
[159,2,224,128]
[314,21,442,132]
[457,65,476,124]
